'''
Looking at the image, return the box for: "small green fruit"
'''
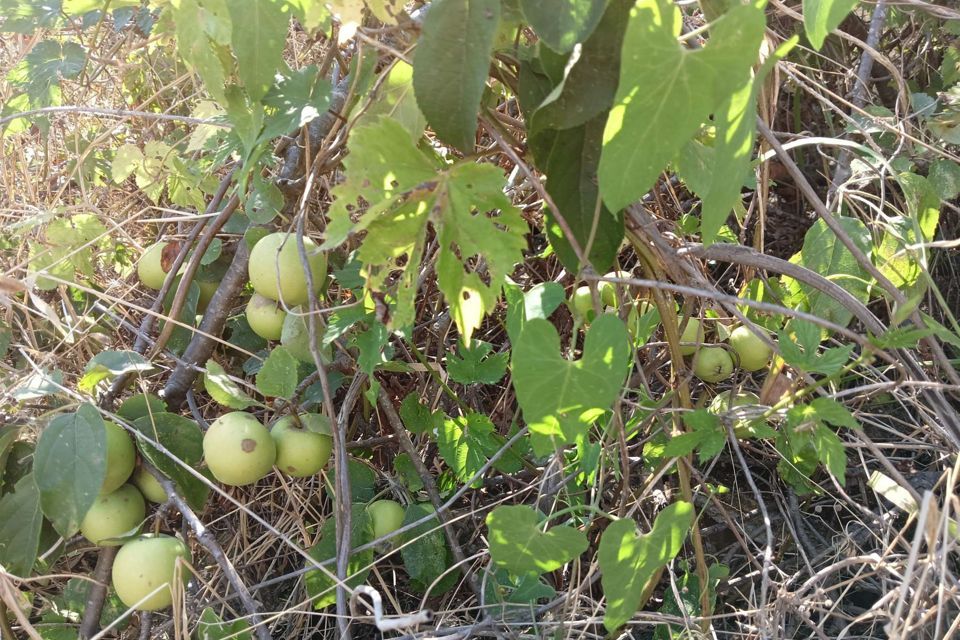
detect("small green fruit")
[203,412,276,486]
[271,414,333,477]
[678,317,704,356]
[132,467,168,504]
[137,242,172,290]
[570,286,596,320]
[196,278,219,311]
[367,499,405,541]
[708,390,760,413]
[80,484,145,546]
[102,421,136,495]
[245,293,287,341]
[693,346,734,383]
[248,232,327,307]
[729,325,773,371]
[112,534,191,611]
[600,271,630,307]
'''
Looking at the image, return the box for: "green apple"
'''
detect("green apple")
[203,412,276,486]
[271,414,333,477]
[112,534,191,611]
[248,232,327,307]
[708,390,760,413]
[102,421,136,495]
[677,317,704,356]
[570,286,596,320]
[729,325,773,371]
[367,499,405,541]
[692,346,734,383]
[80,484,145,546]
[132,466,168,504]
[245,293,287,341]
[196,278,219,311]
[137,241,172,290]
[600,271,630,307]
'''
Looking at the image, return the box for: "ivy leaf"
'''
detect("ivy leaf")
[0,474,43,576]
[256,346,298,399]
[204,359,261,409]
[325,117,527,341]
[305,505,374,609]
[599,501,694,632]
[487,505,588,576]
[810,398,858,429]
[504,280,566,342]
[33,404,107,537]
[8,40,85,107]
[598,0,766,211]
[662,410,726,463]
[78,350,153,394]
[447,340,508,385]
[777,320,855,376]
[511,315,631,455]
[519,0,607,53]
[412,0,500,152]
[226,0,289,102]
[802,0,859,50]
[436,412,502,484]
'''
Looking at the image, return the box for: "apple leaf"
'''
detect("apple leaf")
[598,0,766,211]
[0,474,44,576]
[802,0,859,50]
[204,359,261,409]
[33,403,107,537]
[132,412,208,511]
[78,350,153,394]
[256,345,298,400]
[511,314,631,455]
[305,505,374,609]
[599,501,694,631]
[486,505,588,576]
[226,0,288,103]
[412,0,500,152]
[447,339,508,385]
[520,0,607,53]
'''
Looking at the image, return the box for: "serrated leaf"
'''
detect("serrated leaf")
[803,0,859,50]
[399,394,443,435]
[226,0,289,102]
[520,0,606,52]
[171,0,230,104]
[132,413,207,511]
[487,505,588,575]
[447,339,508,385]
[412,0,500,151]
[78,350,153,394]
[261,64,331,141]
[663,410,726,463]
[204,359,260,409]
[305,505,374,609]
[33,404,107,537]
[511,315,631,455]
[256,346,298,399]
[112,143,143,182]
[436,412,502,483]
[599,501,694,632]
[0,474,43,576]
[352,321,390,376]
[598,0,766,211]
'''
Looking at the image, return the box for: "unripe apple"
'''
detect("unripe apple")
[570,286,596,320]
[203,412,276,486]
[112,534,191,611]
[132,467,168,504]
[248,232,327,307]
[367,499,405,541]
[271,414,333,477]
[708,390,760,413]
[196,278,219,311]
[677,317,704,356]
[245,293,287,341]
[600,271,630,307]
[729,325,773,371]
[137,242,172,290]
[102,421,136,495]
[80,484,145,546]
[692,346,734,383]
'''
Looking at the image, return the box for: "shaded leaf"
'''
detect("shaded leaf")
[305,505,374,609]
[520,0,607,53]
[256,346,298,399]
[0,474,43,576]
[803,0,859,50]
[447,339,508,385]
[487,505,588,575]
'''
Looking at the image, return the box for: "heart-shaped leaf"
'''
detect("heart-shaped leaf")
[512,314,630,454]
[487,505,588,575]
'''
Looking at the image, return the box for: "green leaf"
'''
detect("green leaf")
[394,453,425,491]
[802,0,859,50]
[33,404,107,537]
[196,607,253,640]
[520,0,607,52]
[116,393,166,423]
[810,398,858,429]
[358,60,426,140]
[347,459,377,503]
[171,0,231,104]
[132,413,208,510]
[226,0,289,102]
[654,563,728,639]
[813,424,847,483]
[9,369,64,402]
[412,0,501,152]
[9,40,85,107]
[486,505,588,575]
[598,0,766,211]
[256,346,298,399]
[436,413,503,483]
[78,350,153,394]
[162,278,200,356]
[929,159,960,200]
[260,64,332,141]
[305,505,374,609]
[447,339,508,385]
[504,280,566,342]
[399,394,444,435]
[245,173,283,224]
[599,501,694,632]
[0,474,43,576]
[400,503,455,594]
[511,314,631,455]
[204,359,261,409]
[662,410,726,463]
[352,321,390,376]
